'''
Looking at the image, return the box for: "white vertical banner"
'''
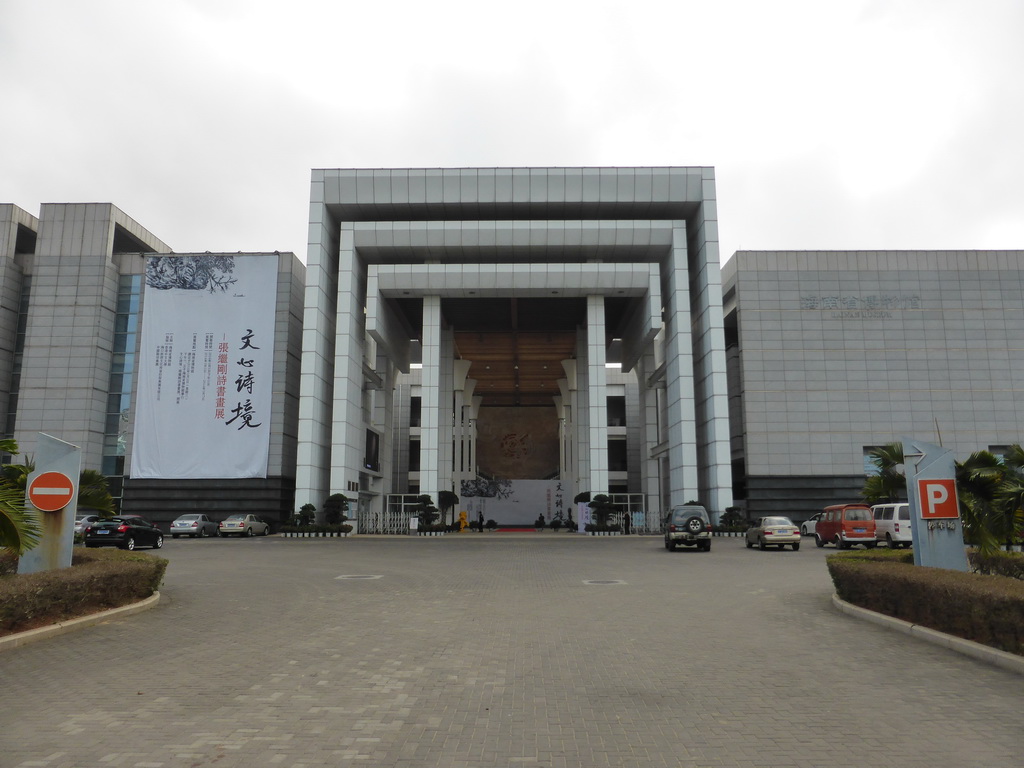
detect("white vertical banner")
[130,254,277,479]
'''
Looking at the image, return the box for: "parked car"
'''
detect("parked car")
[814,504,876,549]
[872,503,913,548]
[218,514,271,537]
[745,516,801,550]
[84,515,164,550]
[663,505,712,551]
[800,513,821,536]
[74,514,103,535]
[170,513,219,538]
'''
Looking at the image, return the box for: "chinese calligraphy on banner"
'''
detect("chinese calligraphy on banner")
[130,254,277,479]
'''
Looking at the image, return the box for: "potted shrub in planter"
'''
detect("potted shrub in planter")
[550,517,564,532]
[323,493,350,534]
[413,494,443,535]
[485,519,498,531]
[438,490,460,528]
[720,506,744,537]
[587,494,621,535]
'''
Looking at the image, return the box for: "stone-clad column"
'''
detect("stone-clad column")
[420,297,442,499]
[328,227,368,507]
[663,225,700,506]
[586,296,609,495]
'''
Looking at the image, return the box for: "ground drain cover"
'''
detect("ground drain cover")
[583,579,626,585]
[335,575,383,580]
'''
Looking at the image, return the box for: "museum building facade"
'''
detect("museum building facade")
[295,167,734,530]
[6,174,1022,532]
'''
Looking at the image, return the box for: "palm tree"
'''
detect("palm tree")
[861,443,907,504]
[993,444,1024,549]
[77,469,115,515]
[0,439,40,555]
[955,450,1004,554]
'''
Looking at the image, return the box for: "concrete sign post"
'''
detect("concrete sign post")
[902,438,969,572]
[17,434,81,575]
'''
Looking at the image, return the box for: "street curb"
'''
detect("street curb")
[831,593,1024,675]
[0,592,161,653]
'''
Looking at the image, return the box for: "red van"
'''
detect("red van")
[814,504,877,549]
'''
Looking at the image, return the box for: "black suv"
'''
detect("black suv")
[663,505,712,551]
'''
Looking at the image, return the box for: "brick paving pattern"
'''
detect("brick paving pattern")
[1,534,1021,767]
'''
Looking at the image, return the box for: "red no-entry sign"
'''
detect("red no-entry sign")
[28,471,76,512]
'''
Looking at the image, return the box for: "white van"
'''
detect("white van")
[871,503,913,548]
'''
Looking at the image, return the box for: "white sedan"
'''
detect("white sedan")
[800,513,821,536]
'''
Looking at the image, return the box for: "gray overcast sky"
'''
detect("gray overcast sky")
[3,0,1022,264]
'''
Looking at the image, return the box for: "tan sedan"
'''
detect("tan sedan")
[745,516,801,551]
[218,514,271,537]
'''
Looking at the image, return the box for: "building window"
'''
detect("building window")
[607,396,626,427]
[989,445,1012,461]
[3,277,31,445]
[410,396,422,428]
[608,438,628,472]
[863,446,885,476]
[409,438,421,471]
[103,274,142,507]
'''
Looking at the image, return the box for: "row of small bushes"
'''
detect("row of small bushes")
[826,548,1024,656]
[278,524,353,535]
[0,548,167,637]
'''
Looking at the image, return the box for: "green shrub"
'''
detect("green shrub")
[969,549,1024,580]
[0,548,167,636]
[826,551,1024,655]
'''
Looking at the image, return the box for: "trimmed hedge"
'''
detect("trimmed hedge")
[970,549,1024,581]
[0,548,167,636]
[826,548,1024,656]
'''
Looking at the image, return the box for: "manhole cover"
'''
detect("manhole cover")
[335,575,383,580]
[583,579,626,585]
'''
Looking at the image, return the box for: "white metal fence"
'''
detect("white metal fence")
[363,493,658,535]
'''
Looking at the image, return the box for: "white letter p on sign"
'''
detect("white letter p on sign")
[918,479,958,519]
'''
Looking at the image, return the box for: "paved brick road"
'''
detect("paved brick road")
[1,534,1020,767]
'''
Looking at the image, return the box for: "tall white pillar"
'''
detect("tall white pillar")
[420,297,442,499]
[328,228,368,511]
[296,178,336,509]
[586,296,609,495]
[438,324,455,495]
[664,225,700,506]
[636,349,664,513]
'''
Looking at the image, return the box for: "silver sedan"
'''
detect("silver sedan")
[170,513,219,538]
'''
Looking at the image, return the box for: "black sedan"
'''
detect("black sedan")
[83,516,164,551]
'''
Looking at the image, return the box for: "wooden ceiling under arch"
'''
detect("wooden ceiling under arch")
[454,329,578,407]
[447,296,584,407]
[393,296,632,407]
